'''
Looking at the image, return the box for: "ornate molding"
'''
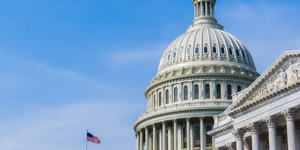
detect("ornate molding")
[226,142,236,150]
[281,108,295,120]
[247,122,260,133]
[243,137,252,148]
[232,128,245,139]
[263,115,276,128]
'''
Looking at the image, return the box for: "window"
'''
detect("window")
[242,51,245,58]
[195,126,200,147]
[206,125,213,147]
[184,86,188,100]
[213,46,217,53]
[194,85,199,99]
[227,85,232,99]
[166,90,169,104]
[174,88,178,102]
[221,47,225,54]
[159,92,162,106]
[168,54,171,60]
[229,48,233,55]
[237,86,242,92]
[180,50,183,57]
[204,46,208,53]
[247,53,250,61]
[205,84,210,99]
[183,127,187,148]
[173,52,176,58]
[187,48,191,55]
[216,84,221,99]
[195,47,199,54]
[236,50,240,56]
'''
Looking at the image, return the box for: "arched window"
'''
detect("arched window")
[242,51,245,58]
[227,85,232,99]
[205,84,210,99]
[173,52,176,58]
[221,47,225,54]
[229,48,233,55]
[174,88,178,102]
[183,127,187,148]
[156,132,160,150]
[236,50,240,56]
[204,46,208,53]
[195,47,199,54]
[194,85,199,99]
[159,92,162,106]
[166,90,169,104]
[184,86,188,100]
[168,54,171,60]
[216,84,221,99]
[213,46,217,53]
[206,125,213,147]
[187,48,191,55]
[237,86,242,92]
[195,126,200,147]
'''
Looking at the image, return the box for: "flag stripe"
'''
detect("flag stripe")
[87,132,101,144]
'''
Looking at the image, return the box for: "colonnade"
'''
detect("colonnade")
[194,1,215,18]
[223,108,300,150]
[136,117,214,150]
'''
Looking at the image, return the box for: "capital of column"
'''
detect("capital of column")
[243,137,251,148]
[186,117,190,121]
[263,115,276,128]
[281,108,295,121]
[247,122,260,133]
[226,142,236,150]
[173,119,177,123]
[232,128,245,139]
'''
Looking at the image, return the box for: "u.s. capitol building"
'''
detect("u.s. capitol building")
[133,0,300,150]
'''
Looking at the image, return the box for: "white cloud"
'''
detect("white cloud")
[0,101,144,150]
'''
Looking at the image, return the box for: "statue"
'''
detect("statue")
[273,69,287,90]
[286,62,298,84]
[266,81,274,93]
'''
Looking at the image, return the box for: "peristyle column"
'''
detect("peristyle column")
[186,118,191,150]
[243,137,251,150]
[168,125,172,150]
[247,122,260,150]
[145,127,149,150]
[153,125,156,150]
[173,119,178,150]
[162,121,166,150]
[137,132,140,150]
[233,129,244,150]
[200,117,205,150]
[140,130,144,150]
[281,108,296,150]
[264,115,277,150]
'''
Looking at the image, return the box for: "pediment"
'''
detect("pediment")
[224,50,300,116]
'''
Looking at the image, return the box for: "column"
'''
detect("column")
[186,118,191,150]
[247,122,260,150]
[137,132,140,150]
[140,130,144,150]
[153,125,156,150]
[200,117,205,150]
[160,128,163,150]
[196,3,199,18]
[205,1,208,16]
[264,115,277,150]
[168,125,172,150]
[174,120,178,150]
[209,2,212,16]
[281,108,296,150]
[194,4,196,18]
[244,137,251,150]
[233,129,244,150]
[200,2,203,17]
[276,128,284,150]
[259,133,268,150]
[146,127,149,150]
[178,123,182,150]
[191,122,194,150]
[162,122,166,150]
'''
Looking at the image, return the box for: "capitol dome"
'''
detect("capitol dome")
[134,1,260,150]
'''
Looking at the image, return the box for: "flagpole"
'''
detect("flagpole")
[86,129,88,150]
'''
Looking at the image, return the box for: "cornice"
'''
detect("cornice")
[207,122,233,136]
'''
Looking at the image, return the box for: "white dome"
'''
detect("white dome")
[158,28,256,75]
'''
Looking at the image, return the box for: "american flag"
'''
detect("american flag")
[87,132,101,144]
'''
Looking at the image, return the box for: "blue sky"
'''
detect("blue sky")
[0,0,299,149]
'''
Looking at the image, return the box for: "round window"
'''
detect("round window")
[213,47,217,53]
[204,47,208,53]
[221,47,225,54]
[195,47,199,54]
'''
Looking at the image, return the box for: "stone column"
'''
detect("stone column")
[281,108,296,150]
[191,122,194,150]
[196,3,199,18]
[200,2,203,17]
[153,125,156,150]
[168,125,172,150]
[233,129,244,150]
[194,4,196,18]
[137,132,140,150]
[209,2,212,16]
[162,122,166,150]
[259,133,268,150]
[276,128,284,150]
[174,120,178,150]
[264,115,277,150]
[205,1,208,16]
[226,142,236,150]
[140,130,144,150]
[244,137,251,150]
[146,127,149,150]
[160,128,163,150]
[247,122,260,150]
[186,118,191,150]
[200,117,205,150]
